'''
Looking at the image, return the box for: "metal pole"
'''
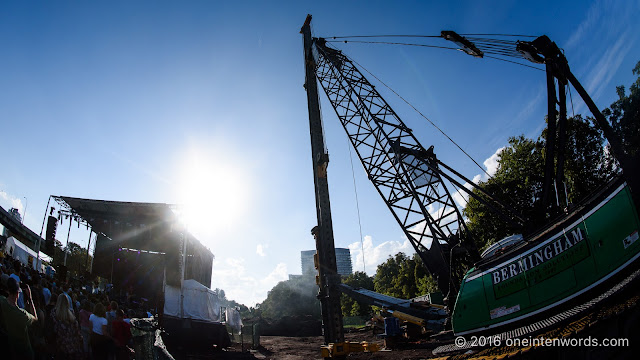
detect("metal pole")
[111,252,114,284]
[565,70,639,206]
[36,196,52,270]
[556,84,568,207]
[179,230,187,319]
[22,197,28,224]
[89,238,95,273]
[541,63,557,214]
[63,215,72,266]
[301,14,345,346]
[85,231,93,270]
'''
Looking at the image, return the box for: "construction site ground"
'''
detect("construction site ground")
[169,282,640,360]
[172,329,435,359]
[172,304,639,360]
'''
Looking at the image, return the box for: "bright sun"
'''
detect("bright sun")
[175,150,249,241]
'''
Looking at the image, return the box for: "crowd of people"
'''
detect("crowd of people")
[0,252,155,360]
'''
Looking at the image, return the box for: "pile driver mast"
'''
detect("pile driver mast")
[301,15,345,347]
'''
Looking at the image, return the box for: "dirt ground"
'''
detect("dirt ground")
[175,330,437,360]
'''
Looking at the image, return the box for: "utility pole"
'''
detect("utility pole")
[63,215,72,266]
[300,14,345,347]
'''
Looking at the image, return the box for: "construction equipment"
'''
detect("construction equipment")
[301,14,640,357]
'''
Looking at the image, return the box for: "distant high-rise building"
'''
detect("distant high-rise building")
[300,250,316,276]
[301,248,352,276]
[335,248,353,275]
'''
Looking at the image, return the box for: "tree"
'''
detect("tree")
[559,115,615,203]
[340,271,374,317]
[51,240,93,276]
[212,288,251,317]
[464,115,615,250]
[603,60,640,158]
[373,253,437,299]
[64,242,93,275]
[464,136,544,250]
[258,276,321,320]
[413,256,438,295]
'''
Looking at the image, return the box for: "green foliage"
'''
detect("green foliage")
[52,241,93,276]
[256,254,440,321]
[212,288,251,317]
[374,253,437,299]
[464,136,545,250]
[603,60,640,158]
[340,271,374,317]
[414,256,438,295]
[559,115,616,202]
[258,275,321,320]
[464,115,614,250]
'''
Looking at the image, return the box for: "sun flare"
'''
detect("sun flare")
[175,150,249,242]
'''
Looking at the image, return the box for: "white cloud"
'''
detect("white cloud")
[483,147,504,178]
[256,243,267,257]
[210,257,288,307]
[563,0,640,113]
[513,87,544,128]
[0,190,25,214]
[452,147,504,208]
[564,0,602,50]
[348,235,414,275]
[584,33,633,101]
[261,262,287,286]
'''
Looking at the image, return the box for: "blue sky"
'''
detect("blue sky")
[1,1,638,306]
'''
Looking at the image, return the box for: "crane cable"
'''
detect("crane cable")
[326,33,545,71]
[343,53,526,218]
[347,136,367,273]
[325,39,461,52]
[329,33,537,39]
[326,39,544,71]
[346,55,494,180]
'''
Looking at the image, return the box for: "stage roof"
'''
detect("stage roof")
[53,196,178,239]
[52,196,214,287]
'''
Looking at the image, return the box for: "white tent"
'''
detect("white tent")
[164,279,221,322]
[3,236,52,270]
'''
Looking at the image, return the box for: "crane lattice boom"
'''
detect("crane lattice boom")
[312,38,479,296]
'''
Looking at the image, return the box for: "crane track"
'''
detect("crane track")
[432,267,640,357]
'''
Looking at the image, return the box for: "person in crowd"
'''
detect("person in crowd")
[111,309,132,360]
[0,277,38,359]
[63,286,72,305]
[41,279,51,306]
[51,293,84,360]
[72,292,80,315]
[43,289,58,352]
[90,302,111,360]
[0,272,9,297]
[10,267,25,309]
[9,266,21,284]
[78,300,93,354]
[29,289,47,359]
[124,309,135,324]
[106,300,118,333]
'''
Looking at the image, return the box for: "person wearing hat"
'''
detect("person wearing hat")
[0,277,38,359]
